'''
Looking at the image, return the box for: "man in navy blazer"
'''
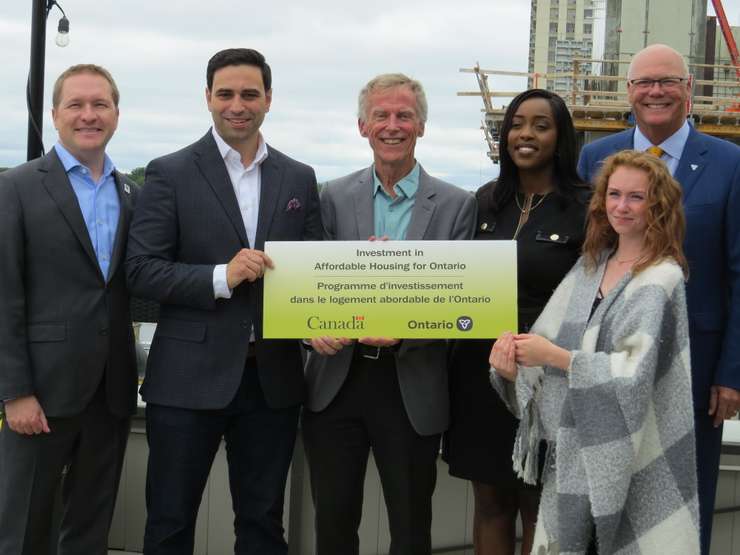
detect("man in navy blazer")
[0,64,138,555]
[578,43,740,555]
[126,49,322,554]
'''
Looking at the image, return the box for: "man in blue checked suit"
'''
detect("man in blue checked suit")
[578,43,740,555]
[126,48,322,555]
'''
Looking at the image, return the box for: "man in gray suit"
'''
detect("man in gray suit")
[303,73,476,555]
[0,64,138,555]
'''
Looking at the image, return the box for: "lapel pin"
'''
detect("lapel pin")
[124,183,131,194]
[690,164,698,171]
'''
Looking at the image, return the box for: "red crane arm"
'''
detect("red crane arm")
[711,0,740,78]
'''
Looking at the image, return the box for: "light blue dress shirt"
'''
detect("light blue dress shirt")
[55,142,120,280]
[633,120,691,176]
[372,163,420,240]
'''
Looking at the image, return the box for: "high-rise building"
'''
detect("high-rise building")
[528,0,708,93]
[528,0,599,93]
[603,0,707,79]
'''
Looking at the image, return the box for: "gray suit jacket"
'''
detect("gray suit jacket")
[0,148,138,418]
[304,165,476,436]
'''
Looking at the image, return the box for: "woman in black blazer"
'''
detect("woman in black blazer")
[444,89,590,554]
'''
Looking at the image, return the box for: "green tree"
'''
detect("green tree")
[127,166,146,186]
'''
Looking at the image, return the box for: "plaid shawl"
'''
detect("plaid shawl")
[492,253,699,554]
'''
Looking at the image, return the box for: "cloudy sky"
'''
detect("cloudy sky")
[2,1,739,190]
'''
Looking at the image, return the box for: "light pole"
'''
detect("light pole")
[27,0,69,161]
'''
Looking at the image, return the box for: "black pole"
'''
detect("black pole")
[27,0,47,161]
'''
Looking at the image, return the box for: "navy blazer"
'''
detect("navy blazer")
[0,148,138,418]
[578,126,740,408]
[126,132,322,410]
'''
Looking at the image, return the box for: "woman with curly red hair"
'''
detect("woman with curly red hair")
[490,150,698,554]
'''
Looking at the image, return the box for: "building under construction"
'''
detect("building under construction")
[463,0,740,163]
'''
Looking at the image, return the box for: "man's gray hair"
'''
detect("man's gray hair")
[357,73,428,123]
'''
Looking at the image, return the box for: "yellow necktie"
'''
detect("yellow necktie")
[647,146,664,158]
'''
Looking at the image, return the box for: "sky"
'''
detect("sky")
[2,1,739,190]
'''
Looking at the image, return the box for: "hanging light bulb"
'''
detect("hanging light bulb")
[55,15,69,47]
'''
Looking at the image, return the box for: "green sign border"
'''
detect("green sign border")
[263,240,517,338]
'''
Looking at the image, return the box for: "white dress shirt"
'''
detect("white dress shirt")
[210,127,269,299]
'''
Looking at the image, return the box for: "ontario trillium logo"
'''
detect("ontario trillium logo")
[456,316,473,331]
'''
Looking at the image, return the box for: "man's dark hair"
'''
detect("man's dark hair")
[206,48,271,91]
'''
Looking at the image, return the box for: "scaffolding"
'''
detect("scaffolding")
[459,59,740,162]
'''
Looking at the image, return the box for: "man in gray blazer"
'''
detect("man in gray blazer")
[0,65,138,555]
[303,73,476,555]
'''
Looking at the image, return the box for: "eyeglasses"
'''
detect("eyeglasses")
[627,77,688,90]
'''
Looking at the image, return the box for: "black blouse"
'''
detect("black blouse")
[475,183,589,332]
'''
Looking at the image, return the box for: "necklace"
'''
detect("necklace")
[515,192,549,214]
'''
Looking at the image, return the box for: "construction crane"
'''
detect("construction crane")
[711,0,740,111]
[712,0,740,79]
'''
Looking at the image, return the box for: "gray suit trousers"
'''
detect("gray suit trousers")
[0,386,130,555]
